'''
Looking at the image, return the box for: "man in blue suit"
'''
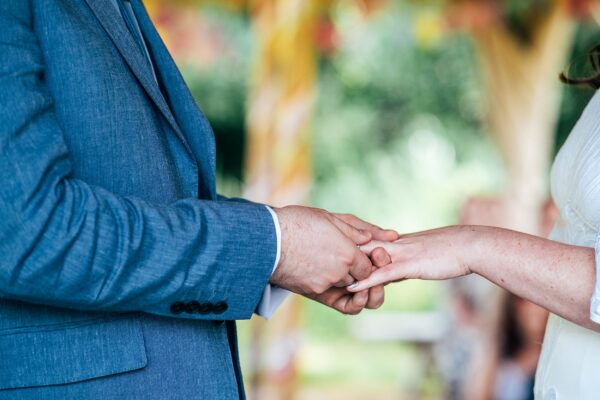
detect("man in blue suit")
[0,0,397,399]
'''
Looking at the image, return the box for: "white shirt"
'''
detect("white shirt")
[261,207,289,318]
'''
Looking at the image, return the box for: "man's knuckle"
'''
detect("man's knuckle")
[305,286,317,295]
[307,282,321,295]
[316,282,329,294]
[339,249,354,265]
[329,270,343,283]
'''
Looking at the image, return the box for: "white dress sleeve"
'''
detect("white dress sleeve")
[591,231,600,323]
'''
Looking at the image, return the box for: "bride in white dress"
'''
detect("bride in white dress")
[348,17,600,400]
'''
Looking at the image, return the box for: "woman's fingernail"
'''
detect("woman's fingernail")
[348,282,359,290]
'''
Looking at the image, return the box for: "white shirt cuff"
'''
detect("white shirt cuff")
[257,206,290,319]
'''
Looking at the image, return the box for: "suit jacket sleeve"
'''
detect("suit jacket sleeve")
[0,2,277,320]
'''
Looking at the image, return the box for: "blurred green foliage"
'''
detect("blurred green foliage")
[312,2,503,235]
[181,5,251,182]
[555,20,600,153]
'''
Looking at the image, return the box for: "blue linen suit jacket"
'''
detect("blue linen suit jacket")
[0,1,278,399]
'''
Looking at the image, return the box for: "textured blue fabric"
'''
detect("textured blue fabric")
[0,0,277,398]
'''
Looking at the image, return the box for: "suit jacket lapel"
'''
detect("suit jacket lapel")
[83,0,194,158]
[130,0,217,198]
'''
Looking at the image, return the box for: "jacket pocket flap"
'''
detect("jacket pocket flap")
[0,317,147,390]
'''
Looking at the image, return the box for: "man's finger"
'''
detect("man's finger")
[366,285,385,309]
[349,248,373,281]
[306,287,344,307]
[335,290,368,315]
[331,217,371,245]
[371,247,392,267]
[334,214,399,242]
[359,240,396,255]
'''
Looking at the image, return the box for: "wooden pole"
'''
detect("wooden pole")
[475,5,575,235]
[464,5,575,399]
[244,0,321,398]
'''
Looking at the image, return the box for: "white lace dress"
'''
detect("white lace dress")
[534,90,600,400]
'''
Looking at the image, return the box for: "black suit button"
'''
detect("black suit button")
[170,301,185,314]
[213,301,228,314]
[198,302,211,315]
[185,301,200,314]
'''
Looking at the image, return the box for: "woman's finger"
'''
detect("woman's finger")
[347,265,401,292]
[338,290,369,315]
[334,274,356,288]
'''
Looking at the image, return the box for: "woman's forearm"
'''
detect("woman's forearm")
[353,225,598,330]
[471,226,598,331]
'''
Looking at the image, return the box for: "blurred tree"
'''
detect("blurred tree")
[426,1,586,398]
[243,1,320,398]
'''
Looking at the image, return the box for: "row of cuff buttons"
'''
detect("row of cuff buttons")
[170,301,228,315]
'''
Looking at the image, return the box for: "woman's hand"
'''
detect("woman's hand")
[348,226,483,292]
[349,225,600,332]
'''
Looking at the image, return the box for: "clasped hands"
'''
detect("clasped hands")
[271,207,480,314]
[270,206,400,315]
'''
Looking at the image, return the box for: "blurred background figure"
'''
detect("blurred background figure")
[492,296,548,400]
[437,196,557,400]
[143,0,598,398]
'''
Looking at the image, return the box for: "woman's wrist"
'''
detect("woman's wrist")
[457,225,494,276]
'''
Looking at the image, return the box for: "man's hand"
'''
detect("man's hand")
[333,213,399,242]
[270,206,397,314]
[334,213,398,312]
